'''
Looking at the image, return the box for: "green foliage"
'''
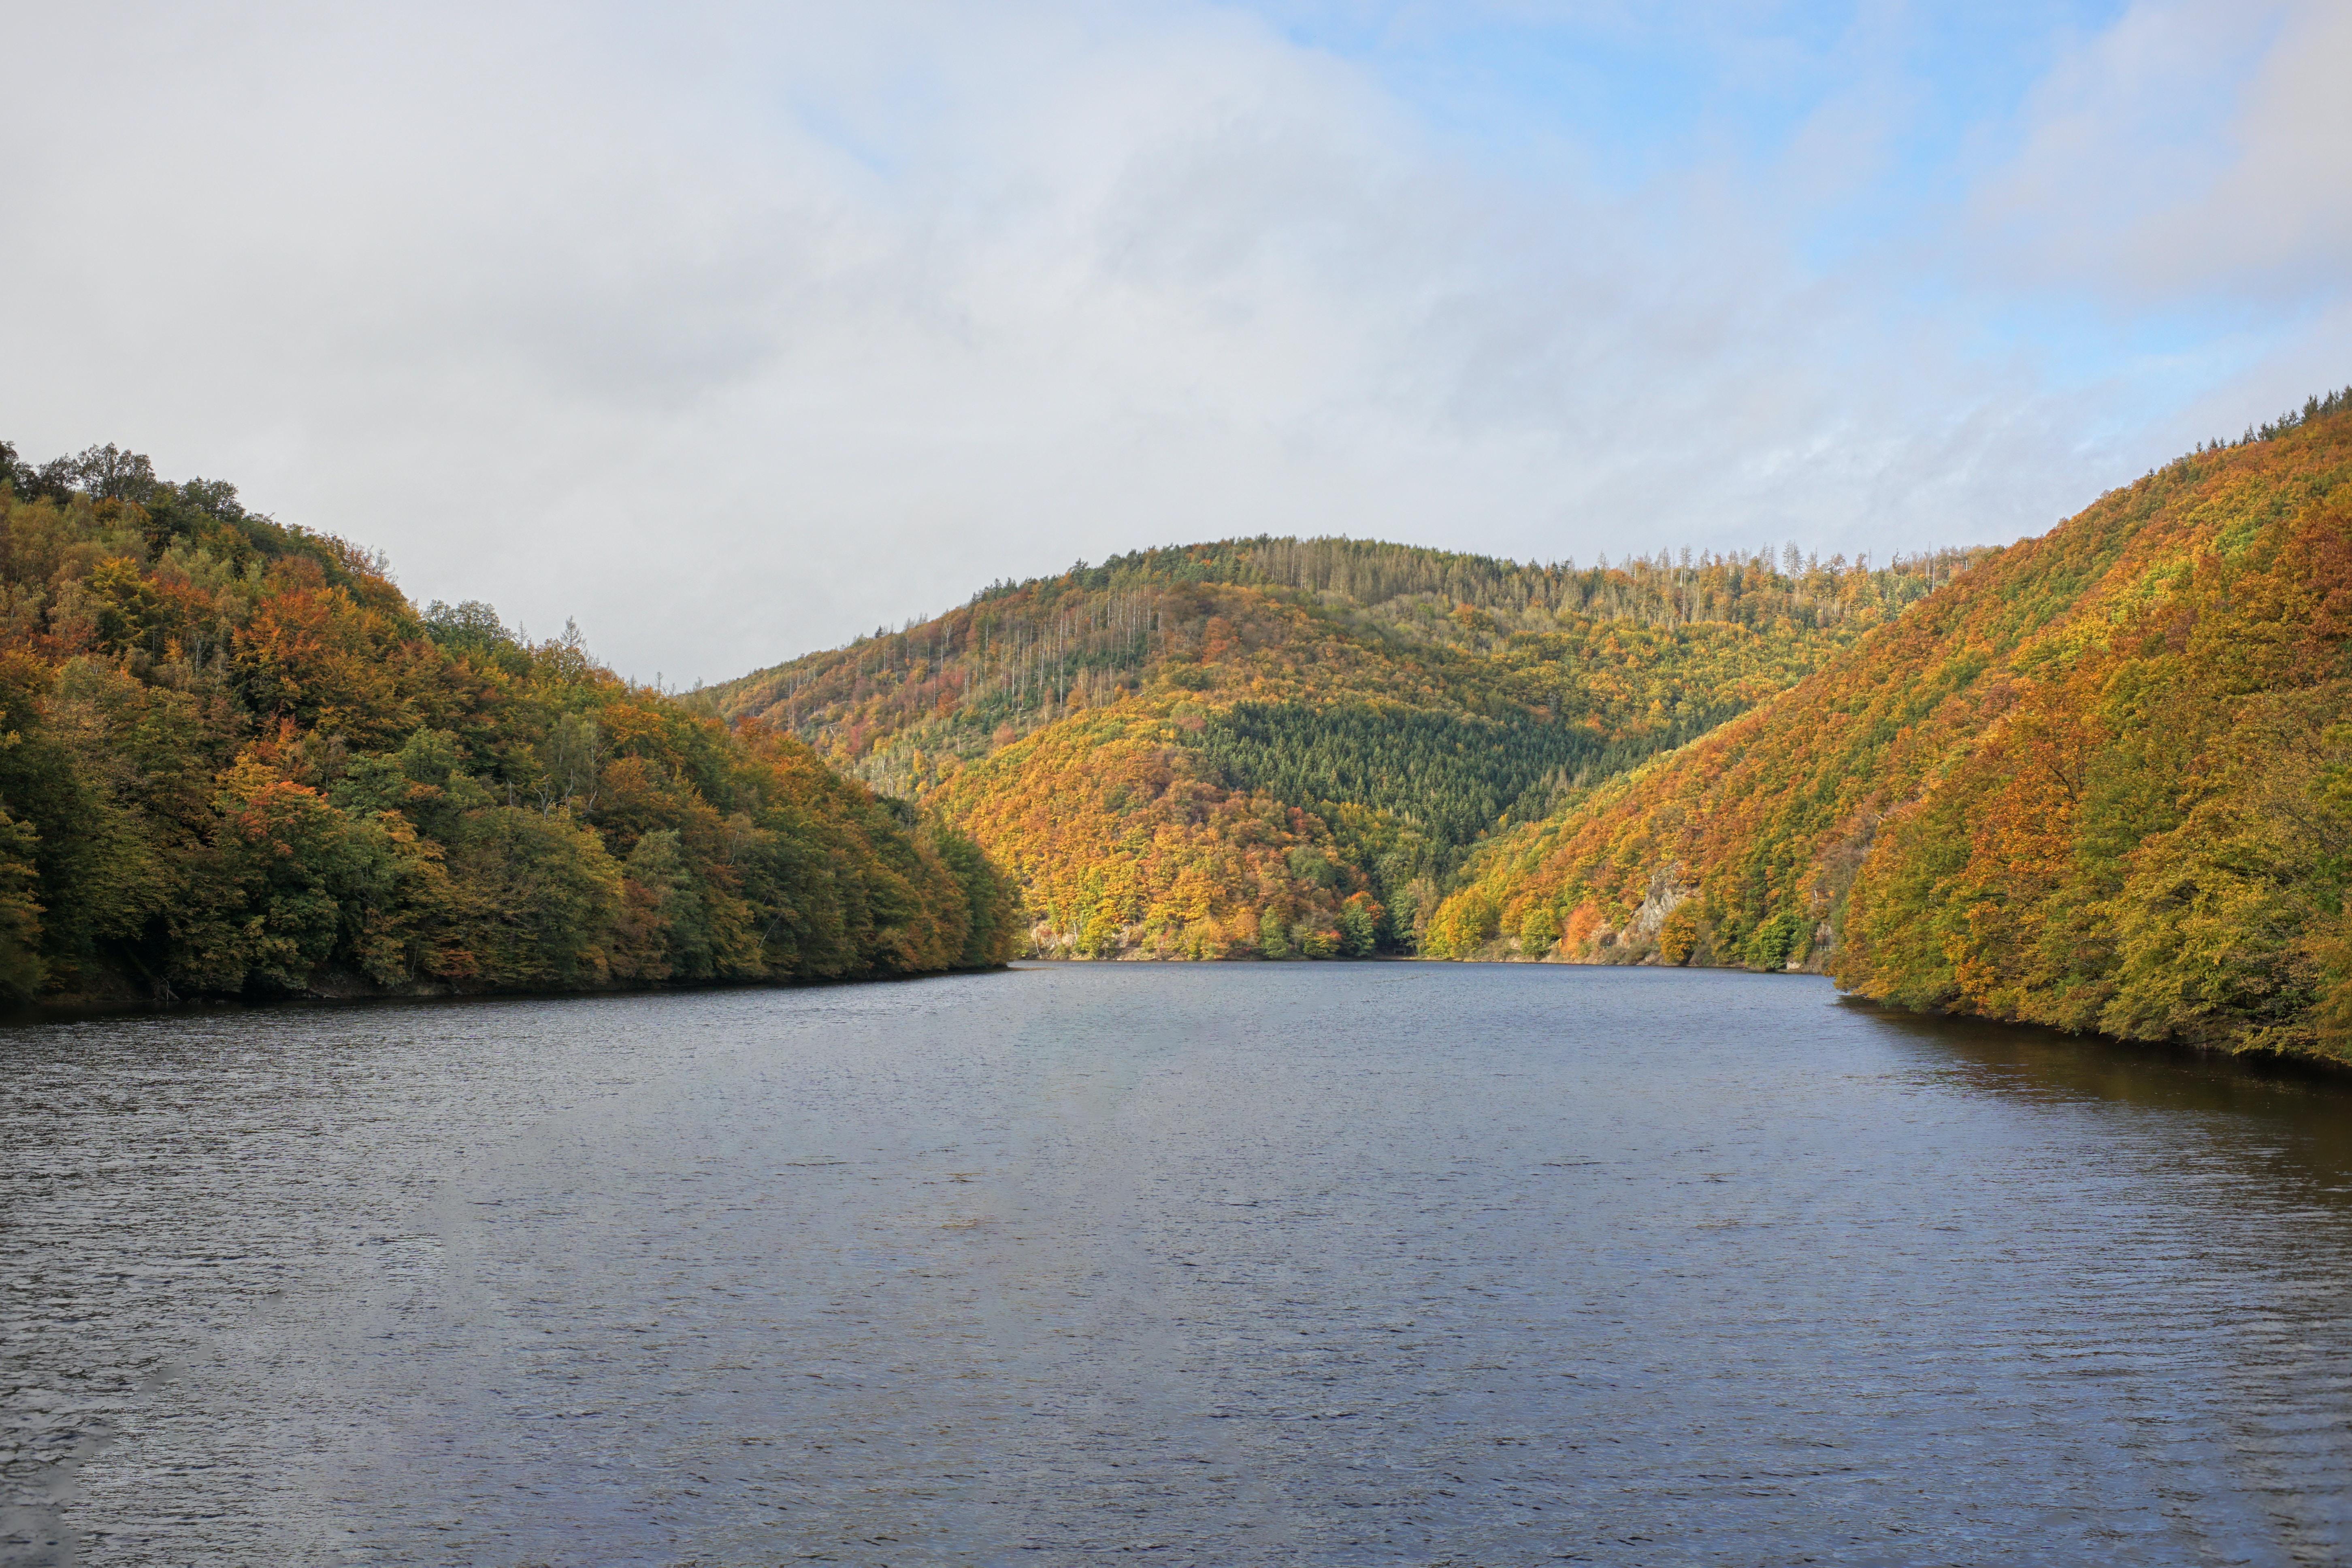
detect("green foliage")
[174,760,377,992]
[930,825,1019,969]
[1423,886,1502,958]
[1259,917,1292,960]
[1431,389,2352,1063]
[0,808,46,1001]
[1743,912,1806,972]
[1208,706,1582,854]
[0,441,1021,1005]
[714,523,1977,959]
[1336,895,1378,957]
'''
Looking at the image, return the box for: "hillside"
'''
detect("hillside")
[715,536,1979,957]
[1426,388,2352,1064]
[0,441,1018,1007]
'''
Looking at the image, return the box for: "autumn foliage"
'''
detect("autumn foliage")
[716,533,1979,958]
[1429,389,2352,1065]
[0,443,1017,1006]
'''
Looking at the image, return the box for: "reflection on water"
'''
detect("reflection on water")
[1861,995,2352,1132]
[4,964,2350,1566]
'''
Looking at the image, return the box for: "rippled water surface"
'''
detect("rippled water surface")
[6,963,2352,1566]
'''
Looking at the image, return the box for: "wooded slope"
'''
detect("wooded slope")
[1427,390,2352,1063]
[0,442,1017,1007]
[718,536,1977,957]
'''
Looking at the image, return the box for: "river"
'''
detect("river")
[4,963,2349,1566]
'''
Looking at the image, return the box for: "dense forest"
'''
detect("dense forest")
[0,441,1018,1008]
[1426,388,2352,1065]
[716,532,1980,957]
[22,381,2338,1062]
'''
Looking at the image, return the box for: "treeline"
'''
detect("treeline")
[970,535,1984,633]
[1173,535,1983,633]
[2205,384,2352,452]
[724,535,1979,777]
[1425,391,2352,1065]
[0,441,1016,1006]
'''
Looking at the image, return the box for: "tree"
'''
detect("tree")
[1337,894,1378,957]
[66,444,159,503]
[536,711,604,814]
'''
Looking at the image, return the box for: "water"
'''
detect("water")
[4,963,2351,1567]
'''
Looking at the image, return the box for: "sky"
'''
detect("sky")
[6,1,2349,684]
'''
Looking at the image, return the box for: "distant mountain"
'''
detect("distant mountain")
[714,535,1979,959]
[1426,388,2352,1065]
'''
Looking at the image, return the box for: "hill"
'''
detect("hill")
[714,535,1980,957]
[1424,388,2352,1065]
[0,441,1018,1007]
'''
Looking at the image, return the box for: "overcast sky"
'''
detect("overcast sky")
[8,1,2349,683]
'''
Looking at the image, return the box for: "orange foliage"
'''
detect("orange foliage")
[1430,392,2352,1061]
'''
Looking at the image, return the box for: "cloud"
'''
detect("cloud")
[3,1,2346,682]
[1973,0,2352,302]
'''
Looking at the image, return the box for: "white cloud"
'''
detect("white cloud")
[1973,0,2352,301]
[3,0,2346,682]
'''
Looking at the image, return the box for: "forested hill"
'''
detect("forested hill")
[0,441,1018,1008]
[714,534,1981,958]
[1427,387,2352,1066]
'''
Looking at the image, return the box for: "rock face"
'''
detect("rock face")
[1499,867,1699,967]
[1626,872,1692,945]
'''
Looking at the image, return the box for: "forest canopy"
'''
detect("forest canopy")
[1421,387,2352,1066]
[0,440,1018,1007]
[716,524,1981,959]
